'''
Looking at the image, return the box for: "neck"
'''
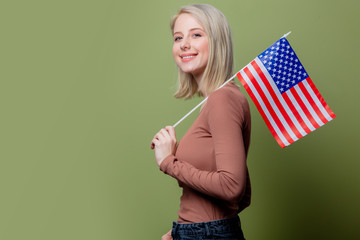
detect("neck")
[193,72,207,98]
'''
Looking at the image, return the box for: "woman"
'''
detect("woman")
[151,4,251,240]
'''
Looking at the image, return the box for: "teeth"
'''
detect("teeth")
[183,55,195,59]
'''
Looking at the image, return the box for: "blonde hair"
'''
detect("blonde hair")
[171,4,234,99]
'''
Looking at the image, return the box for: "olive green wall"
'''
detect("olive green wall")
[1,0,359,239]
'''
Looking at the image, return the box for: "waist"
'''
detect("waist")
[172,215,242,236]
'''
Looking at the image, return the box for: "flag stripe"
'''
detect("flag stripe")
[298,81,329,124]
[251,59,304,139]
[306,78,337,119]
[243,66,294,145]
[282,92,312,134]
[237,71,287,147]
[290,87,320,129]
[294,85,325,127]
[302,79,333,122]
[285,90,316,131]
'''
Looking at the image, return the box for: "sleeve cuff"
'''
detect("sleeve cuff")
[159,154,176,174]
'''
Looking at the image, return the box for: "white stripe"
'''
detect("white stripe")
[248,63,298,141]
[285,90,316,131]
[254,58,307,137]
[294,85,324,127]
[240,67,290,146]
[302,79,333,121]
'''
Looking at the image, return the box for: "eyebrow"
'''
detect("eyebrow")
[173,28,205,35]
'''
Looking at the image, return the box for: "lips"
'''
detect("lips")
[180,53,198,62]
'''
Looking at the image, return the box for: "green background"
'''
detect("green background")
[1,0,359,239]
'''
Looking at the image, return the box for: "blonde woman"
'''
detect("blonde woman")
[151,4,251,240]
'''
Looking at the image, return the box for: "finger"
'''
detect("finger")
[152,138,160,147]
[160,128,171,139]
[165,126,176,140]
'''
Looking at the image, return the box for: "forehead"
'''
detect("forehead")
[173,13,204,33]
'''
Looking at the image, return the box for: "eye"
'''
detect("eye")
[193,33,202,38]
[174,36,182,42]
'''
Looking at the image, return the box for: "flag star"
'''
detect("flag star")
[268,67,271,70]
[292,74,296,78]
[266,51,269,54]
[291,52,294,55]
[290,57,294,61]
[288,73,291,77]
[287,78,291,82]
[282,72,286,75]
[269,56,273,60]
[292,80,296,84]
[259,55,263,58]
[269,62,272,65]
[276,80,280,84]
[289,62,293,66]
[287,45,290,49]
[282,43,285,47]
[286,50,289,54]
[294,69,297,73]
[270,51,274,54]
[284,66,288,70]
[272,74,276,77]
[280,54,284,57]
[279,64,283,68]
[275,58,278,61]
[276,47,280,50]
[264,55,268,59]
[263,60,267,63]
[294,64,298,68]
[289,67,293,71]
[277,75,281,79]
[285,61,288,64]
[295,59,298,62]
[274,63,278,67]
[286,84,289,88]
[285,55,289,59]
[280,88,284,92]
[299,71,302,75]
[279,59,283,63]
[277,42,280,45]
[278,69,282,73]
[299,66,303,69]
[303,73,307,76]
[282,77,286,80]
[281,82,285,86]
[271,46,275,50]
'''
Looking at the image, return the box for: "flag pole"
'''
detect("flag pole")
[282,31,291,38]
[173,72,238,128]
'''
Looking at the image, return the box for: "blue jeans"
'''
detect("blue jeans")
[171,215,245,240]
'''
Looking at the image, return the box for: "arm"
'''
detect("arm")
[160,90,248,202]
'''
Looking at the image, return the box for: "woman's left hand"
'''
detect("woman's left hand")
[150,126,177,167]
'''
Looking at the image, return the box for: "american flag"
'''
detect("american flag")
[236,37,336,148]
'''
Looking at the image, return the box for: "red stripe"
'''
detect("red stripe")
[236,71,286,148]
[306,77,336,119]
[243,67,294,145]
[290,87,320,129]
[251,61,303,139]
[282,92,312,134]
[298,81,328,124]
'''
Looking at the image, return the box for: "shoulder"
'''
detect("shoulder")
[207,83,249,112]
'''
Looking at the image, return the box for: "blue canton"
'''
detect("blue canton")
[258,38,309,93]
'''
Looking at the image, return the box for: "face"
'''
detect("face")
[172,13,209,81]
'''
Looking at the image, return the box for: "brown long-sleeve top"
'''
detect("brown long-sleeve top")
[160,83,251,223]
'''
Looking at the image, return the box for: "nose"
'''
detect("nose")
[180,38,190,50]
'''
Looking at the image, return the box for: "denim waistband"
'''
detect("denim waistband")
[172,215,242,237]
